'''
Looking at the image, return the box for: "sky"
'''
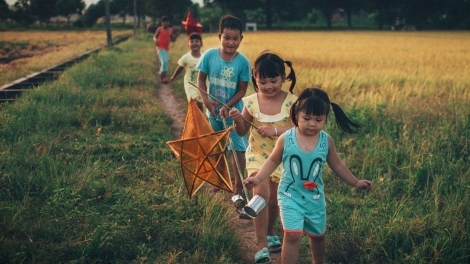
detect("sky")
[6,0,204,7]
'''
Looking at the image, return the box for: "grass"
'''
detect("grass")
[0,34,244,263]
[0,30,133,85]
[1,30,469,263]
[183,31,470,263]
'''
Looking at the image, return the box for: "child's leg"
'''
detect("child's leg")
[267,181,279,236]
[232,151,245,195]
[281,232,302,264]
[196,101,203,112]
[308,234,325,264]
[252,174,270,251]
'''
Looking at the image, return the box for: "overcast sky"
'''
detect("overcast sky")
[6,0,204,7]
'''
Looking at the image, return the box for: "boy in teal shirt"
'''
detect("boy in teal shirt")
[197,14,250,198]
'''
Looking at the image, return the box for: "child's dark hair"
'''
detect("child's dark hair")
[252,50,296,93]
[219,14,243,34]
[188,32,202,45]
[161,15,169,22]
[291,88,360,133]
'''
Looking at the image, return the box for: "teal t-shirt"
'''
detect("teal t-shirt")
[196,48,251,120]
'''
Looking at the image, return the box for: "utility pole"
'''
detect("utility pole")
[133,0,137,35]
[104,0,113,47]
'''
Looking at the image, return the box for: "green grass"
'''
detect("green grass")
[0,34,244,263]
[1,31,469,263]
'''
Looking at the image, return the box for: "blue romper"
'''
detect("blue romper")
[278,128,329,236]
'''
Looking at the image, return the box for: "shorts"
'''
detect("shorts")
[279,198,326,236]
[209,117,247,152]
[157,49,169,73]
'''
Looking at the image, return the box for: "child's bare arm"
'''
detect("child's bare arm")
[244,134,285,189]
[169,65,184,82]
[153,27,160,44]
[220,81,248,118]
[197,71,217,117]
[229,106,252,136]
[326,136,372,191]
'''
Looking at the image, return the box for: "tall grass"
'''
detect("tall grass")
[0,34,244,263]
[1,30,469,263]
[193,31,470,263]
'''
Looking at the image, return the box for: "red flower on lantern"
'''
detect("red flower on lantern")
[303,181,318,191]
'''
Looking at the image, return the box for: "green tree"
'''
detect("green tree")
[11,0,34,26]
[0,0,11,22]
[56,0,85,26]
[30,0,58,26]
[80,0,105,27]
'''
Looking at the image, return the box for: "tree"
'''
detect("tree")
[30,0,58,26]
[0,0,11,22]
[80,0,105,27]
[12,0,35,26]
[56,0,85,26]
[312,0,340,29]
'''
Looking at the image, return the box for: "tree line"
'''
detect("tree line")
[1,0,469,30]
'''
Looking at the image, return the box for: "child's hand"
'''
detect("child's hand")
[228,108,241,122]
[355,180,372,191]
[204,99,218,117]
[219,106,230,119]
[257,126,275,137]
[244,176,260,189]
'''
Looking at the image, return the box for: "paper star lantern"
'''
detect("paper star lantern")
[166,99,233,198]
[181,10,203,35]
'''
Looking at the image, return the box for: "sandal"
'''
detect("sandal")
[267,235,282,253]
[254,247,271,264]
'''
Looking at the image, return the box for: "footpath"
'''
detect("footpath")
[156,82,282,264]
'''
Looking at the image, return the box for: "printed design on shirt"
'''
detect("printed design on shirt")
[208,66,237,90]
[190,69,198,82]
[246,100,253,109]
[222,66,235,80]
[284,155,323,196]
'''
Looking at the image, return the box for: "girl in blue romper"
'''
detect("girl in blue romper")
[244,88,373,264]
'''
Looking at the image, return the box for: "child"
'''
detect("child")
[244,88,373,264]
[229,51,297,264]
[153,15,179,84]
[196,14,251,197]
[169,32,204,111]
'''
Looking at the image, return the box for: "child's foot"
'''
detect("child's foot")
[254,247,271,263]
[267,235,282,253]
[162,77,170,84]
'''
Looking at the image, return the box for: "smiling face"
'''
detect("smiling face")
[218,28,243,57]
[254,75,285,98]
[188,38,202,52]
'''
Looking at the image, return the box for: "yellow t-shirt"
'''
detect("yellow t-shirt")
[178,51,203,102]
[243,92,297,183]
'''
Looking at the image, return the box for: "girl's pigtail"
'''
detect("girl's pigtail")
[330,102,360,133]
[284,60,296,94]
[290,101,299,126]
[251,69,259,92]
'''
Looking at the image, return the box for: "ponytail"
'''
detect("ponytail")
[330,102,360,133]
[284,60,296,94]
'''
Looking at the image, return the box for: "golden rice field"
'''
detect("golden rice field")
[0,30,133,85]
[197,31,470,115]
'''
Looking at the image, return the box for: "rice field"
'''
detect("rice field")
[0,30,133,85]
[198,31,470,115]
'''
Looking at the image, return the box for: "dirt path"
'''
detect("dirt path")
[157,83,281,264]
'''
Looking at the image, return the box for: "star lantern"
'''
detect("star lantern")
[166,99,233,198]
[181,10,203,35]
